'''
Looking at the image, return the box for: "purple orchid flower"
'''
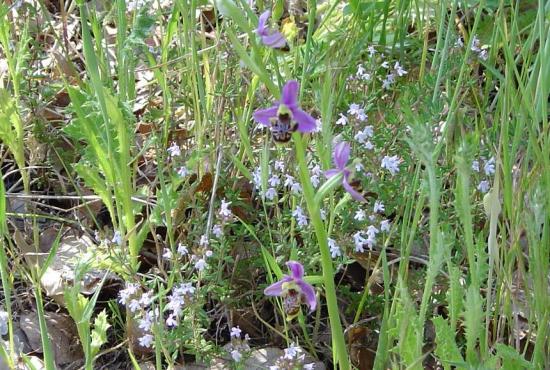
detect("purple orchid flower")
[264,261,317,316]
[253,80,317,138]
[325,141,366,202]
[256,10,287,48]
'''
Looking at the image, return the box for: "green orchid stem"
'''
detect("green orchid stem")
[292,133,350,369]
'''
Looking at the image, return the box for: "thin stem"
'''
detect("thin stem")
[292,133,349,369]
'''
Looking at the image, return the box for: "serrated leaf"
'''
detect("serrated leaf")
[433,316,464,369]
[463,286,483,364]
[91,310,110,355]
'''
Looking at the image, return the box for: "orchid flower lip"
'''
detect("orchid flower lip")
[252,81,317,139]
[263,260,317,313]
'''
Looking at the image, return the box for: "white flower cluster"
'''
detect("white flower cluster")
[472,156,495,193]
[470,35,489,61]
[166,141,191,179]
[165,282,196,327]
[162,242,190,260]
[354,125,375,150]
[381,61,407,90]
[269,343,316,370]
[227,326,251,363]
[292,206,308,228]
[336,102,368,127]
[381,155,402,176]
[251,160,303,201]
[353,200,392,252]
[328,238,342,258]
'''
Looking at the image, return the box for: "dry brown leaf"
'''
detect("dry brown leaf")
[20,311,83,367]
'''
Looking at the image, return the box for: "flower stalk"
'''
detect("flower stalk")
[292,133,350,369]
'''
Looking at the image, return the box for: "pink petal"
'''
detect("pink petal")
[333,141,350,170]
[286,261,304,279]
[343,177,366,202]
[256,10,270,36]
[292,108,317,133]
[261,32,286,48]
[324,169,341,178]
[281,80,299,108]
[253,105,279,127]
[264,276,292,296]
[296,280,317,312]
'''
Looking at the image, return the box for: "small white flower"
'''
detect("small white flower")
[199,234,209,247]
[290,181,302,194]
[268,175,281,187]
[112,231,123,246]
[373,200,385,213]
[328,238,342,258]
[177,166,189,177]
[478,49,488,61]
[356,110,368,122]
[219,199,233,219]
[356,64,367,77]
[355,162,364,172]
[477,180,490,193]
[194,258,207,271]
[265,187,277,200]
[311,175,320,188]
[454,37,464,48]
[292,206,308,227]
[284,174,296,187]
[303,364,315,370]
[0,310,8,336]
[167,142,181,157]
[231,349,243,362]
[139,291,153,307]
[368,45,376,57]
[118,283,139,305]
[484,157,495,176]
[394,62,407,76]
[274,160,285,172]
[380,219,391,232]
[166,314,177,327]
[348,103,362,116]
[174,282,195,296]
[162,248,172,259]
[177,243,188,256]
[353,231,367,253]
[354,209,367,221]
[354,126,374,144]
[311,164,322,177]
[314,119,322,133]
[336,113,348,126]
[381,155,401,176]
[252,167,262,190]
[471,35,481,52]
[139,317,152,331]
[284,343,301,360]
[382,73,395,90]
[230,326,242,338]
[381,61,390,69]
[138,334,154,348]
[205,250,213,258]
[129,299,141,312]
[364,141,374,150]
[471,160,480,172]
[320,208,327,221]
[212,224,223,238]
[366,225,379,239]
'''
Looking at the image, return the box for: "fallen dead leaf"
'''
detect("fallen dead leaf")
[20,311,83,367]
